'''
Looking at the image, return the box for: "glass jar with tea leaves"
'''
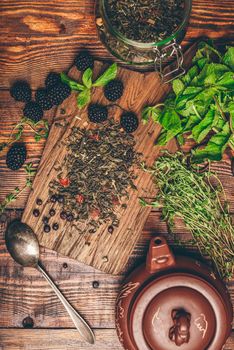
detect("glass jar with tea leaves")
[95,0,192,82]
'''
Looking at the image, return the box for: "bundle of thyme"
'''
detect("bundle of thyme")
[140,152,234,279]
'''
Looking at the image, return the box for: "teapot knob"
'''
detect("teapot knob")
[169,309,191,346]
[146,236,176,273]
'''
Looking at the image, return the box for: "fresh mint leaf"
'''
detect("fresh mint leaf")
[158,108,181,133]
[77,89,91,109]
[192,122,231,162]
[182,114,201,132]
[142,106,152,124]
[60,73,85,91]
[139,198,148,207]
[156,129,179,146]
[82,68,93,89]
[151,108,162,123]
[176,87,203,110]
[196,57,208,70]
[228,101,234,131]
[93,63,117,87]
[192,109,215,143]
[176,134,185,146]
[192,63,228,86]
[172,79,184,95]
[182,65,199,85]
[156,130,167,145]
[216,72,234,89]
[142,106,161,124]
[223,47,234,70]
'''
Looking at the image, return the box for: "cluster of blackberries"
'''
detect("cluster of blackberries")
[7,50,139,173]
[80,52,138,133]
[88,103,139,134]
[10,72,71,123]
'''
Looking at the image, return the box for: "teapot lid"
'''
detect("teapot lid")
[126,237,232,350]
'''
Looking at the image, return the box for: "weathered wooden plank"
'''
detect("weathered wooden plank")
[0,211,233,329]
[0,329,233,350]
[0,0,233,89]
[0,0,233,35]
[0,329,123,350]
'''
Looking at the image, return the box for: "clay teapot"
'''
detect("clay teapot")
[116,237,233,350]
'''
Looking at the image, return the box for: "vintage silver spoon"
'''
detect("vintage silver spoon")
[5,220,95,345]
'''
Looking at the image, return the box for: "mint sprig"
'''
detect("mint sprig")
[61,63,118,109]
[92,63,117,87]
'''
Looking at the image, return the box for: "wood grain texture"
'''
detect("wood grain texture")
[0,211,233,330]
[0,0,233,89]
[0,329,233,350]
[0,0,234,349]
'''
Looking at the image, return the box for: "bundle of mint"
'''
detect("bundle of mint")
[142,41,234,163]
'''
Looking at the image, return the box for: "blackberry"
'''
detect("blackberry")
[45,72,61,87]
[6,142,27,171]
[33,209,40,217]
[10,81,32,102]
[52,223,59,231]
[44,224,51,233]
[35,88,53,110]
[23,101,43,122]
[120,112,139,133]
[74,51,94,71]
[104,79,124,101]
[48,83,71,105]
[88,103,108,123]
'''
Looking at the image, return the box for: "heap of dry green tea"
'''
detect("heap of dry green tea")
[106,0,185,42]
[49,119,139,234]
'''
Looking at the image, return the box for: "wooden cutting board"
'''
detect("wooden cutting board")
[22,44,197,274]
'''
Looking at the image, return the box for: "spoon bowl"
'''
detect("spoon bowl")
[5,220,39,267]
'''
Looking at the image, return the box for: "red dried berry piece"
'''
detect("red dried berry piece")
[76,194,84,204]
[112,195,120,206]
[89,134,100,141]
[59,178,70,187]
[90,208,100,220]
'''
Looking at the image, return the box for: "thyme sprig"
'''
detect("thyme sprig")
[0,163,36,214]
[140,152,234,279]
[0,118,49,153]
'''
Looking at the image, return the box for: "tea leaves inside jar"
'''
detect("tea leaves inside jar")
[106,0,185,43]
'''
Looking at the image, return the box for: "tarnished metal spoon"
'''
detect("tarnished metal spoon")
[5,220,95,345]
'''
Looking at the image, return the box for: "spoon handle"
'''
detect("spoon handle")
[37,262,95,344]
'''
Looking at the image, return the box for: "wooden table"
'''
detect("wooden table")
[0,1,233,349]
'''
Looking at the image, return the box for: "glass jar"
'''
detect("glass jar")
[95,0,192,82]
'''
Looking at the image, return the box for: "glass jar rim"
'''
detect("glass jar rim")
[101,0,193,48]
